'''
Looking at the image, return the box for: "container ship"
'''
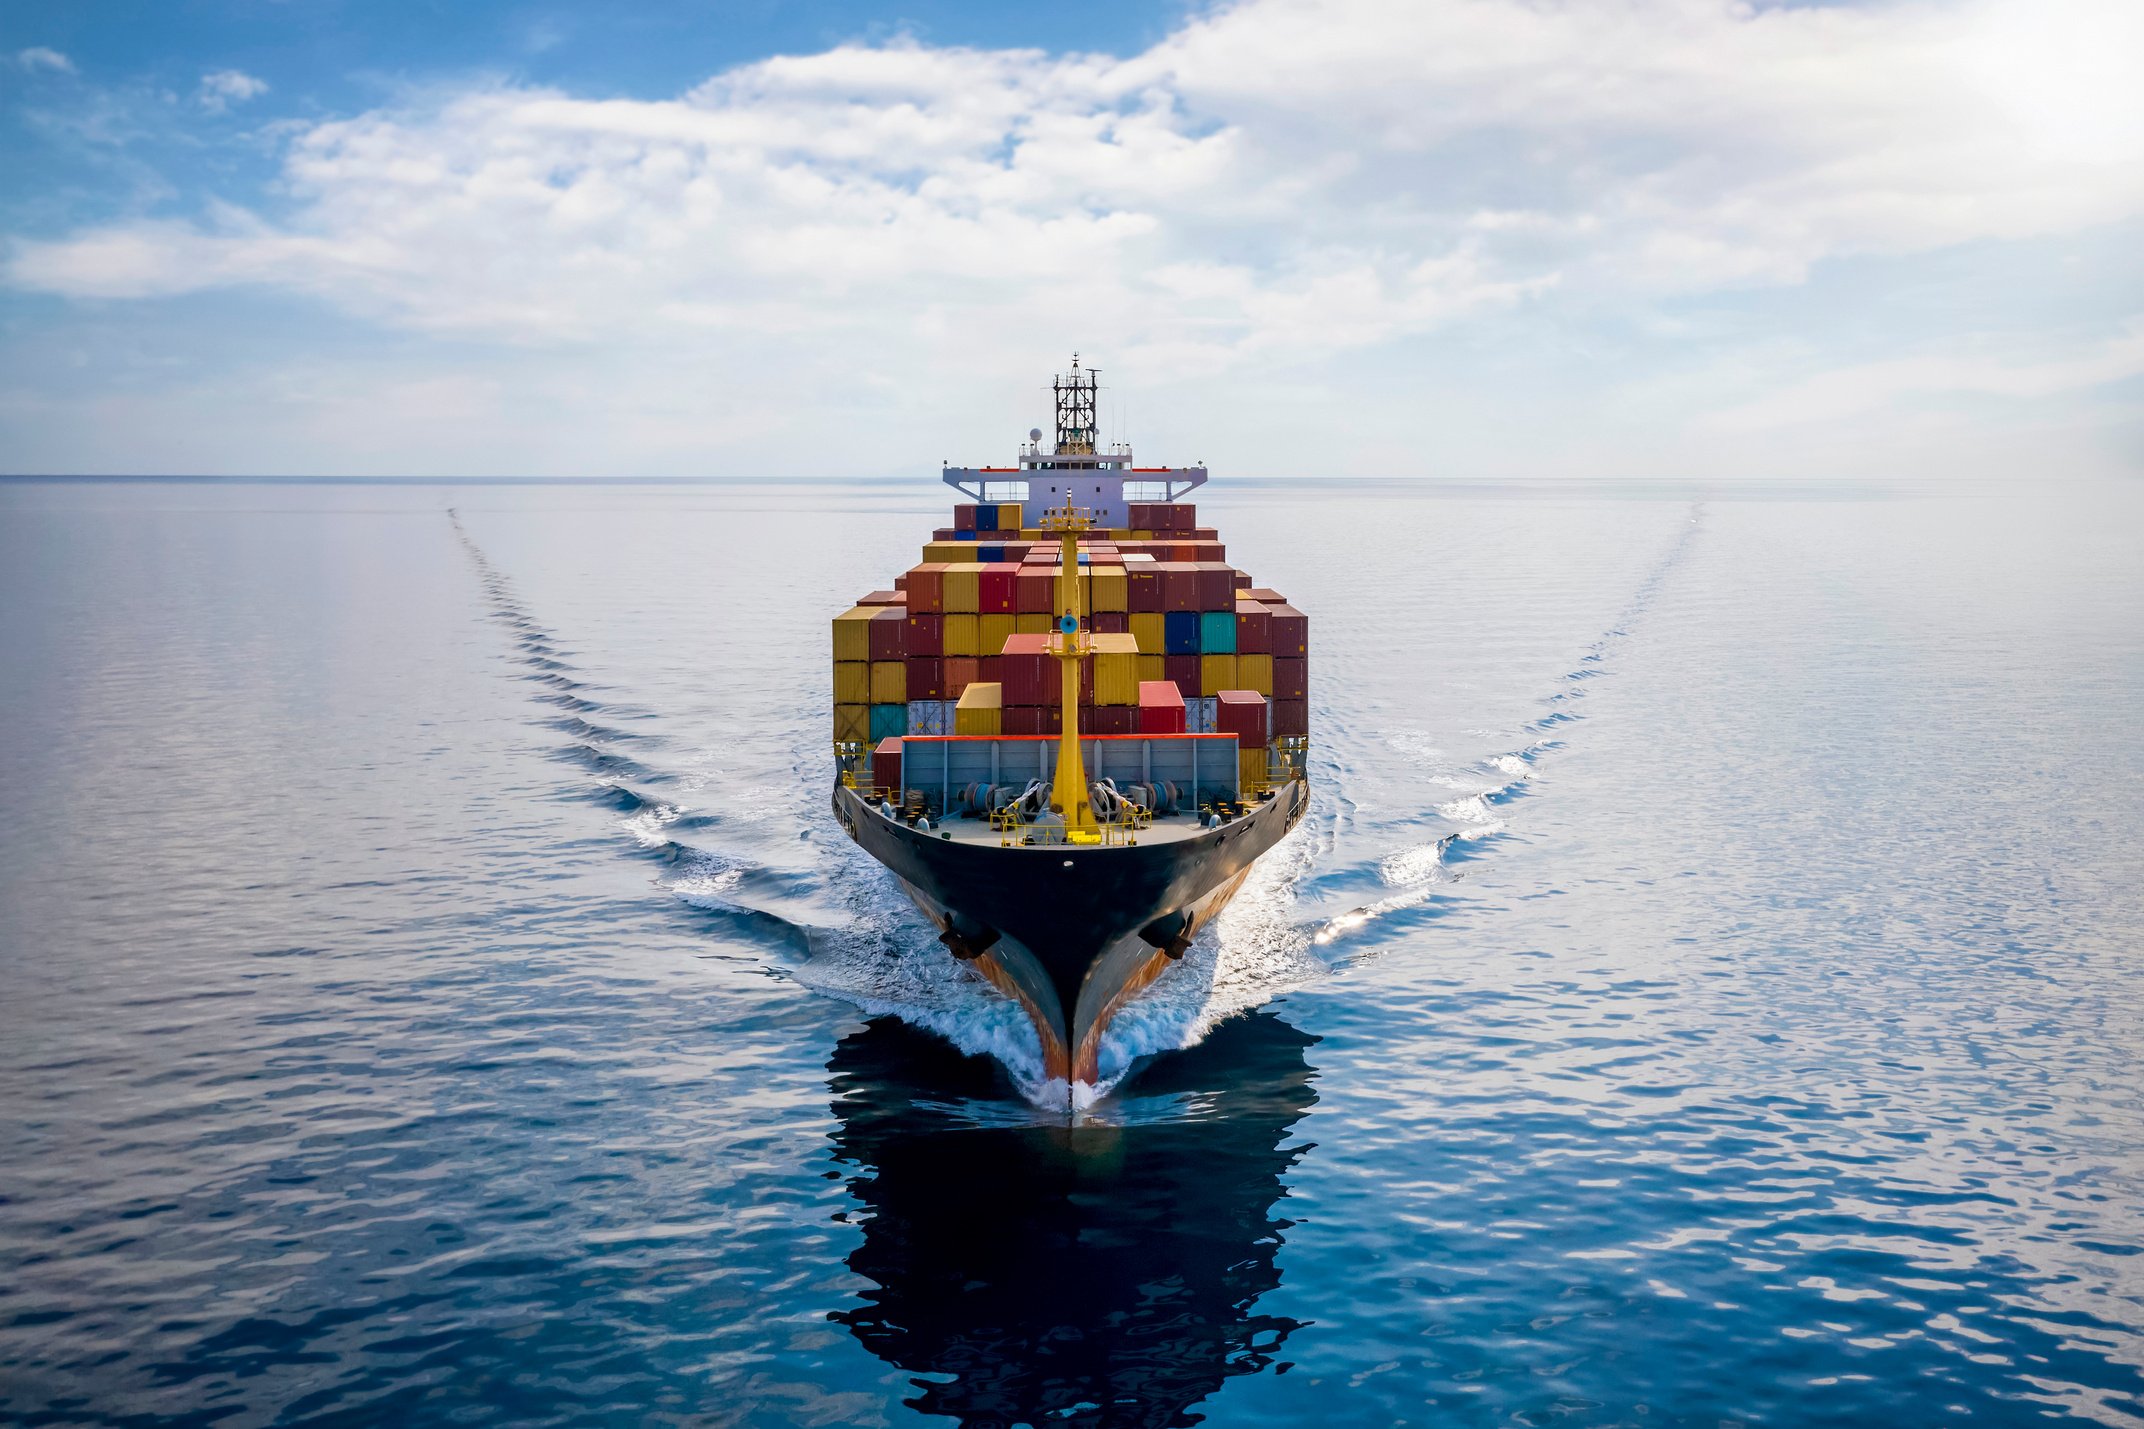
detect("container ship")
[831,357,1310,1100]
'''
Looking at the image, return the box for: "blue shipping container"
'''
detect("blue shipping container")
[869,703,908,742]
[976,504,999,532]
[1165,609,1203,655]
[978,544,1005,562]
[1199,610,1237,653]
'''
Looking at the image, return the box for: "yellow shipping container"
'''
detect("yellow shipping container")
[943,613,982,656]
[955,682,1003,736]
[832,606,875,663]
[870,660,906,705]
[1129,612,1166,654]
[1239,748,1269,793]
[1088,632,1142,706]
[834,704,870,744]
[1201,654,1239,695]
[979,613,1016,656]
[922,541,970,563]
[1131,529,1155,541]
[1014,613,1051,635]
[942,562,984,614]
[834,660,871,705]
[997,503,1024,530]
[1138,654,1166,684]
[1088,566,1128,613]
[1235,653,1274,696]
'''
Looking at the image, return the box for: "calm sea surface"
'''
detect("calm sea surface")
[2,477,2141,1427]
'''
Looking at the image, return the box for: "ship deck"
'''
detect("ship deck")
[862,800,1255,850]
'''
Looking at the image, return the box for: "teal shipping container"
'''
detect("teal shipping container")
[869,703,908,742]
[1199,610,1236,653]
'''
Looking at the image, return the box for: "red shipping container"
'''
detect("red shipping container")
[954,504,978,532]
[998,633,1059,705]
[1127,502,1150,528]
[1016,569,1056,614]
[1244,586,1286,604]
[1234,602,1271,654]
[943,656,980,699]
[1004,705,1063,736]
[1091,610,1129,634]
[1195,563,1235,610]
[1165,653,1202,696]
[932,527,959,541]
[1273,657,1307,699]
[980,654,1004,688]
[1090,705,1138,735]
[1138,680,1186,734]
[1215,690,1267,745]
[907,613,944,656]
[979,563,1019,614]
[1166,503,1196,532]
[1271,697,1309,739]
[867,607,906,661]
[858,589,904,606]
[906,656,945,700]
[1127,565,1167,613]
[1191,527,1219,541]
[1267,604,1308,657]
[872,737,903,795]
[1233,572,1253,590]
[1159,563,1200,612]
[906,563,948,612]
[893,574,908,591]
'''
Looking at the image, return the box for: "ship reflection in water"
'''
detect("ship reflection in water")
[825,1011,1320,1427]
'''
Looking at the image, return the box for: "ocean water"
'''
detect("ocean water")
[2,476,2141,1428]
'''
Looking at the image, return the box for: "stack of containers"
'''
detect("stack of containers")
[837,503,1310,753]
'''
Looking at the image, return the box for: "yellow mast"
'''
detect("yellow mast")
[1040,496,1097,835]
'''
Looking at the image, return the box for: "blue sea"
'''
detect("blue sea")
[2,476,2141,1427]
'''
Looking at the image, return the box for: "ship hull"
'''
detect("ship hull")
[834,780,1308,1092]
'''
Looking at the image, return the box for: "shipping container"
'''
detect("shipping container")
[1165,653,1202,697]
[1234,599,1271,654]
[954,503,978,532]
[1159,563,1200,613]
[1089,566,1128,613]
[832,606,874,663]
[1187,696,1218,734]
[906,656,946,701]
[1214,689,1267,746]
[1138,679,1186,735]
[1138,653,1166,684]
[955,682,1003,736]
[1163,609,1202,655]
[1129,611,1167,654]
[979,612,1016,657]
[943,562,984,613]
[1244,587,1287,605]
[867,607,906,661]
[907,612,944,656]
[1273,656,1307,700]
[858,590,904,607]
[975,502,998,532]
[905,699,953,735]
[869,703,907,742]
[977,544,1006,563]
[1003,704,1062,736]
[906,563,948,612]
[1270,698,1308,739]
[1194,563,1236,610]
[1198,610,1236,653]
[943,656,981,698]
[834,660,870,705]
[1016,569,1055,614]
[1200,654,1239,697]
[1127,564,1166,613]
[997,502,1024,530]
[1014,612,1052,635]
[979,563,1019,614]
[1090,705,1138,735]
[1090,631,1141,706]
[872,737,903,796]
[1091,611,1129,634]
[1267,604,1308,658]
[835,703,870,744]
[998,633,1059,706]
[870,660,906,705]
[943,613,981,657]
[1236,652,1274,696]
[1238,748,1268,793]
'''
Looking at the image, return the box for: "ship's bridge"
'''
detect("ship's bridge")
[942,354,1205,530]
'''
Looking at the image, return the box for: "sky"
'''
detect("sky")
[2,0,2140,480]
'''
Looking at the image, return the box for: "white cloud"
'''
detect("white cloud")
[198,68,269,112]
[4,0,2142,476]
[16,46,75,73]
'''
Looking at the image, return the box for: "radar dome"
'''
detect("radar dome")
[1029,427,1043,443]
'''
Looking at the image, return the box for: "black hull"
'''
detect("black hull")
[834,779,1309,1091]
